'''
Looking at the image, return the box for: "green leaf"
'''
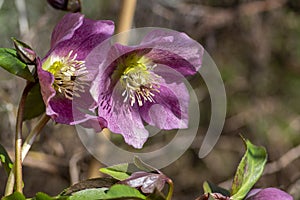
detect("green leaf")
[230,139,267,200]
[2,192,26,200]
[69,188,107,200]
[99,184,146,200]
[203,181,230,197]
[61,177,117,195]
[100,163,131,181]
[0,143,13,175]
[0,48,34,82]
[69,185,146,200]
[99,157,159,181]
[34,192,54,200]
[99,157,162,182]
[203,181,212,194]
[31,192,68,200]
[23,83,45,120]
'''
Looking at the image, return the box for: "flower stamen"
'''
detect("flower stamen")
[43,50,88,100]
[119,56,161,107]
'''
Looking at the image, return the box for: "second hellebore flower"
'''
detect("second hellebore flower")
[90,29,204,148]
[37,13,114,125]
[245,188,293,200]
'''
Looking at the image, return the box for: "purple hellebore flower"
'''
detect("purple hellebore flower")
[245,188,293,200]
[37,13,114,125]
[89,29,204,148]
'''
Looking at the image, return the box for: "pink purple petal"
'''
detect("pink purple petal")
[39,13,114,125]
[246,188,293,200]
[141,29,204,76]
[50,13,83,49]
[139,82,189,130]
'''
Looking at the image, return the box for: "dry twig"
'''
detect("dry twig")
[156,0,288,36]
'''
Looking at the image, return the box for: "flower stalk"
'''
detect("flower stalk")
[5,111,49,195]
[14,81,35,193]
[166,178,174,200]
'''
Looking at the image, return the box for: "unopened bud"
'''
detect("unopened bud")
[47,0,81,12]
[12,38,36,64]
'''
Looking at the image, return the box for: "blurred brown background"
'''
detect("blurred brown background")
[0,0,300,199]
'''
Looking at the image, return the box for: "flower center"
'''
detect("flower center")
[42,51,88,100]
[119,55,161,107]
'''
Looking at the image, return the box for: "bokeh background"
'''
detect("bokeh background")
[0,0,300,199]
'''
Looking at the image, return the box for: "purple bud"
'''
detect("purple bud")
[12,38,36,64]
[47,0,81,12]
[246,188,293,200]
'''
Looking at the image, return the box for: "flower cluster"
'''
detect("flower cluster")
[38,13,203,148]
[7,11,294,200]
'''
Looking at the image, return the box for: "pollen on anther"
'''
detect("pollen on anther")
[48,51,88,100]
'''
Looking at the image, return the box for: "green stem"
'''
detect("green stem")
[166,178,174,200]
[4,82,38,196]
[5,113,49,195]
[14,81,34,193]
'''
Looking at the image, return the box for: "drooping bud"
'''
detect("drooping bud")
[47,0,81,13]
[12,38,36,64]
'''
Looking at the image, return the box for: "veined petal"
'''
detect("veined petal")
[89,44,150,104]
[98,83,149,148]
[37,58,57,118]
[48,96,73,124]
[98,106,149,148]
[50,18,114,61]
[79,116,107,132]
[141,29,204,76]
[139,82,189,130]
[51,13,84,49]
